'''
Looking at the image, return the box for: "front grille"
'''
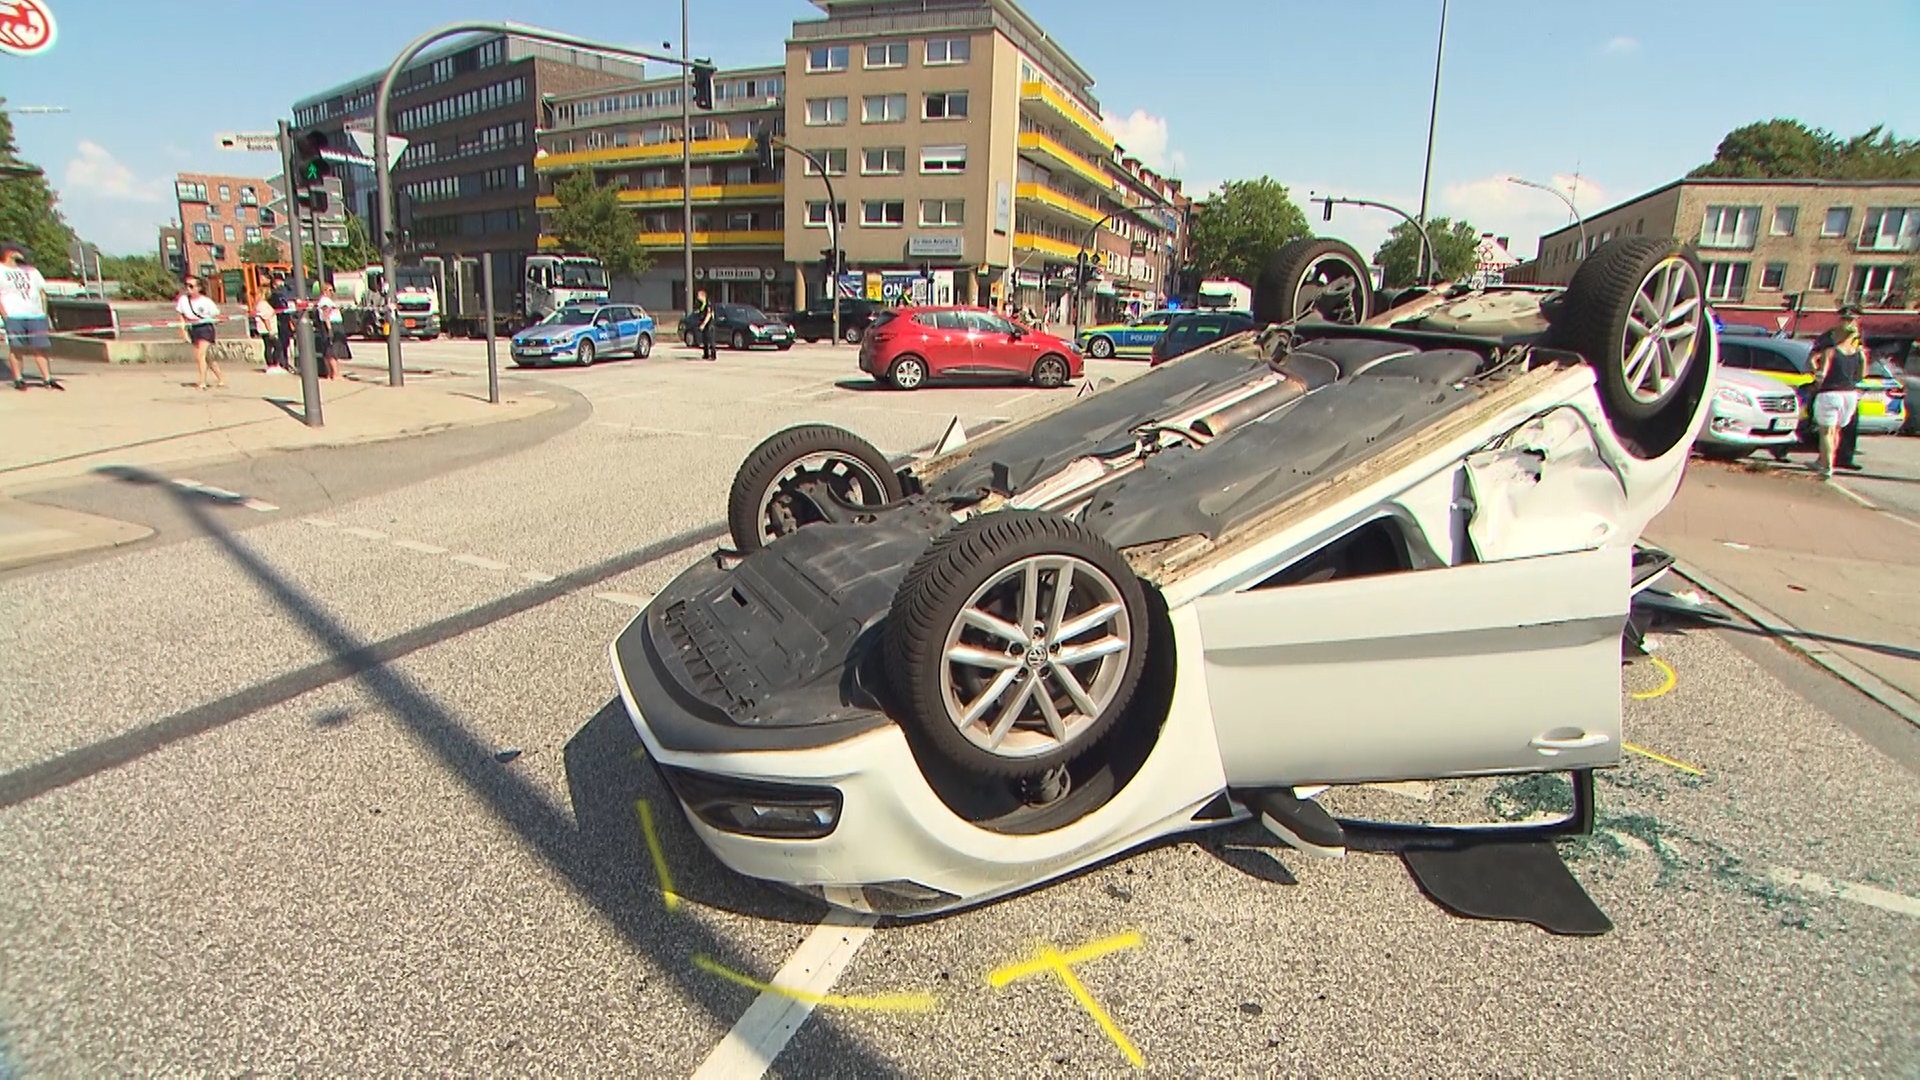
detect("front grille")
[1758,392,1798,414]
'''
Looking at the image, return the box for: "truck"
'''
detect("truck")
[335,253,609,339]
[336,264,442,340]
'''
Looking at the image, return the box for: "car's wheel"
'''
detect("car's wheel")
[1085,335,1115,359]
[777,342,793,352]
[635,333,652,359]
[576,339,595,367]
[1553,237,1711,453]
[885,511,1151,780]
[1697,445,1753,461]
[726,424,903,553]
[804,335,821,344]
[1032,354,1070,389]
[843,324,864,345]
[1253,237,1374,326]
[732,330,749,350]
[888,355,927,390]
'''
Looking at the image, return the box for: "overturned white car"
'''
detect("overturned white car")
[609,236,1714,916]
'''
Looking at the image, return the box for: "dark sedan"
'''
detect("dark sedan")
[1149,310,1258,366]
[790,298,882,344]
[678,304,796,351]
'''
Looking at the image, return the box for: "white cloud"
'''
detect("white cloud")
[1602,35,1639,55]
[1439,173,1608,260]
[64,141,163,204]
[1102,108,1182,175]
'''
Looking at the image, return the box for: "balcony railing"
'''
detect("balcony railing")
[1018,82,1113,152]
[536,182,782,209]
[535,137,755,172]
[1017,132,1108,189]
[1013,232,1079,259]
[539,229,782,250]
[1015,182,1102,225]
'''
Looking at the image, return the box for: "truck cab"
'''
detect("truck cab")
[526,255,609,320]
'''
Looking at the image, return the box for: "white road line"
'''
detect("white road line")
[596,421,755,441]
[1769,867,1920,919]
[594,591,652,608]
[522,570,557,583]
[392,539,450,556]
[196,484,243,500]
[450,553,512,571]
[691,912,879,1080]
[170,478,206,491]
[240,498,279,513]
[305,517,338,528]
[1830,480,1920,531]
[340,526,389,541]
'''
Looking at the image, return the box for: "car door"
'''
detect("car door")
[1194,545,1630,787]
[922,310,976,376]
[1119,311,1170,353]
[966,310,1031,376]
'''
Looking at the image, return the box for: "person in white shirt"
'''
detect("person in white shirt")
[174,276,226,390]
[1,241,61,391]
[314,283,343,378]
[252,294,276,369]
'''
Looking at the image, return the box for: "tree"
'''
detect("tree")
[546,171,651,279]
[335,212,380,270]
[239,238,285,263]
[1690,118,1920,180]
[96,253,179,301]
[0,100,77,275]
[1373,217,1482,288]
[1186,177,1310,286]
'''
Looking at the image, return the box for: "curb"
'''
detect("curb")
[1672,561,1920,731]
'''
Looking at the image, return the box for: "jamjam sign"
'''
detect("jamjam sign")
[0,0,57,57]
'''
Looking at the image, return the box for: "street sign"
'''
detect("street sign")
[344,126,409,171]
[216,131,280,153]
[318,147,378,169]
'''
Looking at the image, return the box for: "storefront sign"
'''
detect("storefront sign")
[907,235,965,258]
[1014,269,1042,288]
[706,266,763,282]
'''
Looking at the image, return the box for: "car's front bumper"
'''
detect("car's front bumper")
[1699,394,1798,448]
[511,338,579,361]
[744,326,795,346]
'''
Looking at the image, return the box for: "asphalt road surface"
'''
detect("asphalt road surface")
[3,340,1917,1075]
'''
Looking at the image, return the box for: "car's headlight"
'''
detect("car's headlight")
[1715,387,1755,407]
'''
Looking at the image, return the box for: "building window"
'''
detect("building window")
[206,203,221,220]
[862,147,906,175]
[919,199,964,227]
[191,223,212,243]
[1858,207,1920,251]
[1703,261,1748,302]
[805,97,847,126]
[1699,205,1758,249]
[807,45,849,73]
[1849,264,1909,305]
[218,185,231,202]
[861,199,905,227]
[219,225,234,242]
[805,200,848,227]
[727,212,755,231]
[925,37,971,65]
[245,226,262,243]
[862,93,907,123]
[920,144,967,174]
[642,211,672,233]
[803,148,848,176]
[260,208,276,226]
[1760,262,1787,291]
[923,91,969,120]
[234,207,248,223]
[1770,206,1797,236]
[1822,206,1852,237]
[865,42,907,68]
[1810,263,1838,291]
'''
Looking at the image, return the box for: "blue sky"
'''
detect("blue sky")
[9,0,1919,261]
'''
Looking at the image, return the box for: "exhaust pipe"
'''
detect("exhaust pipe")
[1193,377,1308,438]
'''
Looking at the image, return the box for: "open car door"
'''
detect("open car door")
[1194,546,1629,787]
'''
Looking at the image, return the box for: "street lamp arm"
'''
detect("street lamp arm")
[1503,176,1587,260]
[1313,195,1438,285]
[769,136,842,343]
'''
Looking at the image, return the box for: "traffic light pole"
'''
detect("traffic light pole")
[768,136,838,345]
[372,23,704,390]
[278,120,323,427]
[1311,194,1437,285]
[1070,208,1129,339]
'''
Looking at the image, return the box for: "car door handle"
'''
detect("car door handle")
[1530,730,1612,755]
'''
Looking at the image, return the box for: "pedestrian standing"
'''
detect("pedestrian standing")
[1811,304,1867,471]
[695,288,717,361]
[175,276,226,390]
[1,242,62,391]
[314,284,341,379]
[252,292,275,368]
[1809,321,1867,479]
[269,273,294,374]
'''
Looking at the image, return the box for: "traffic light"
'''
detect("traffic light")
[690,60,717,110]
[294,130,332,187]
[1319,197,1334,222]
[1074,252,1094,288]
[755,127,776,171]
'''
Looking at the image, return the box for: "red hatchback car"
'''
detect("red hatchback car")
[858,306,1082,390]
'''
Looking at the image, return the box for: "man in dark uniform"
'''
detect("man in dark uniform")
[268,273,294,373]
[694,288,717,361]
[1811,304,1865,470]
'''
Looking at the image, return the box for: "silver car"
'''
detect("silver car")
[1695,366,1800,459]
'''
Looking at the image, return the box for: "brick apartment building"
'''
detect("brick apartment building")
[1521,177,1920,334]
[290,33,645,302]
[170,172,276,281]
[530,0,1189,321]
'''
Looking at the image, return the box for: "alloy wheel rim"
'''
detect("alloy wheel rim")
[1294,253,1367,323]
[938,554,1131,758]
[1618,257,1702,404]
[897,360,924,387]
[755,452,890,544]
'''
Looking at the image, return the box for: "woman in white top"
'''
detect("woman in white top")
[252,293,276,368]
[315,283,343,378]
[175,276,226,390]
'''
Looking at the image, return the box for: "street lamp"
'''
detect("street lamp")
[1415,0,1448,283]
[758,123,841,346]
[1504,175,1586,264]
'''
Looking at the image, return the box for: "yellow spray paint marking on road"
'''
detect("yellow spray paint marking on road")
[1629,657,1677,700]
[1623,742,1704,775]
[633,799,681,912]
[691,954,938,1012]
[988,931,1145,1069]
